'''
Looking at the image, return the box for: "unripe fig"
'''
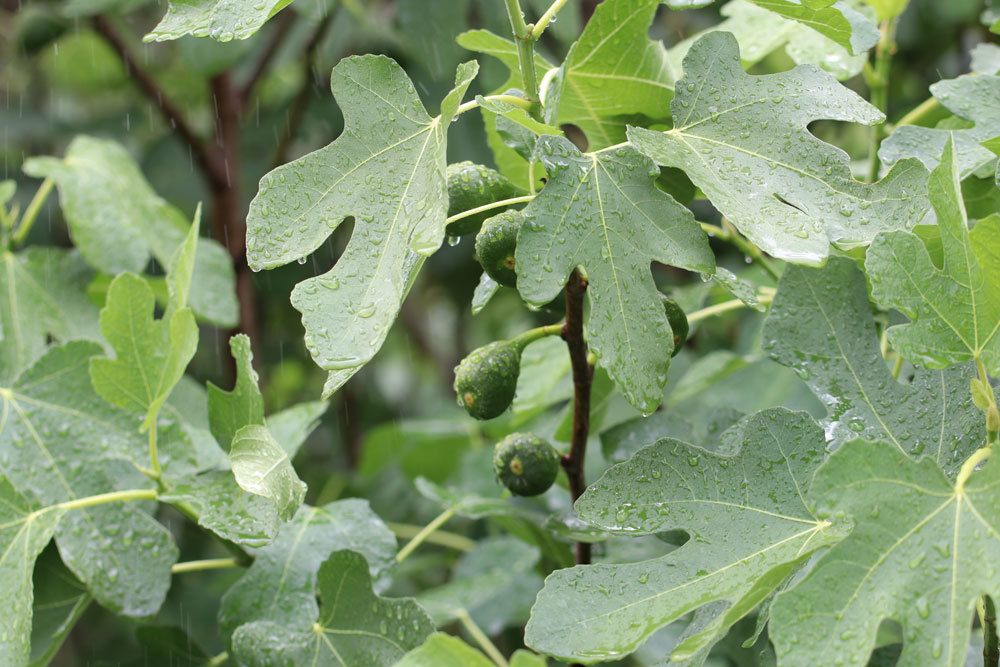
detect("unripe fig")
[453,340,522,420]
[475,209,524,287]
[446,162,521,236]
[663,297,689,357]
[493,432,561,496]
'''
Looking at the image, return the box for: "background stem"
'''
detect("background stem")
[561,269,592,565]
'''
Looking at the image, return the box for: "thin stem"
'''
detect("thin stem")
[206,651,230,667]
[956,447,992,494]
[454,94,534,117]
[866,19,897,183]
[386,523,476,552]
[503,0,539,103]
[12,178,54,245]
[45,488,158,514]
[395,507,457,563]
[445,195,535,226]
[985,596,999,667]
[687,293,775,324]
[511,323,564,351]
[977,358,999,444]
[890,353,904,380]
[457,608,509,667]
[530,0,571,39]
[171,557,241,574]
[893,95,941,129]
[562,269,593,565]
[148,422,162,479]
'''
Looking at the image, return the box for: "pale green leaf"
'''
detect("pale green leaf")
[22,136,237,326]
[668,1,867,81]
[880,72,1000,178]
[267,399,327,458]
[748,0,877,53]
[417,537,541,626]
[525,409,844,663]
[771,441,1000,667]
[862,0,910,20]
[0,478,63,667]
[0,342,177,616]
[231,550,434,666]
[0,248,100,383]
[866,139,1000,376]
[245,56,477,397]
[144,0,295,42]
[545,0,674,149]
[396,633,493,667]
[970,43,1000,75]
[456,29,554,188]
[764,256,986,474]
[229,424,305,521]
[89,273,198,429]
[218,499,396,640]
[207,334,264,450]
[628,32,929,265]
[515,136,714,413]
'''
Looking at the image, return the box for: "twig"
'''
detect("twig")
[91,15,222,189]
[561,269,593,565]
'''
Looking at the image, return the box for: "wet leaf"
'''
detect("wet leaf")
[0,342,177,617]
[207,334,264,450]
[764,256,986,475]
[525,409,845,663]
[218,499,396,640]
[628,32,929,265]
[516,136,714,413]
[880,72,1000,178]
[145,0,294,42]
[747,0,877,52]
[23,136,237,326]
[29,547,90,667]
[771,441,1000,667]
[245,56,477,397]
[229,424,305,521]
[867,139,1000,375]
[0,248,100,383]
[544,0,674,149]
[231,550,433,666]
[0,478,63,667]
[396,633,493,667]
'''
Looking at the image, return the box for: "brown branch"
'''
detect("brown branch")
[238,9,297,109]
[561,269,593,566]
[91,15,224,190]
[272,12,336,166]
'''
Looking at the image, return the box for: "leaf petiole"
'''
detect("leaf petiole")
[454,94,534,117]
[530,0,571,40]
[395,506,457,563]
[171,558,241,574]
[12,178,54,246]
[457,608,509,667]
[687,292,775,324]
[445,194,535,226]
[39,488,158,516]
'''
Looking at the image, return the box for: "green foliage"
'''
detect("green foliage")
[492,432,561,496]
[4,1,1000,665]
[867,139,1000,375]
[245,55,477,398]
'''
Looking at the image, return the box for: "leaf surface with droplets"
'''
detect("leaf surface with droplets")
[145,0,295,42]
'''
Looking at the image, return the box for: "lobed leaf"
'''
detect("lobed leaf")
[772,441,1000,666]
[245,56,477,397]
[628,32,929,265]
[231,550,434,666]
[525,408,845,663]
[866,139,1000,376]
[763,256,986,474]
[23,136,237,326]
[516,135,714,414]
[880,71,1000,178]
[207,334,264,450]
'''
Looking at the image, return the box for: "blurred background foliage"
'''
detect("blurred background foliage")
[0,0,996,663]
